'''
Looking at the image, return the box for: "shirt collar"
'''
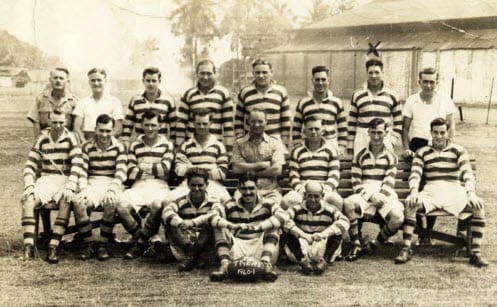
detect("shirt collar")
[249,132,270,144]
[192,134,217,148]
[302,201,325,215]
[138,134,168,147]
[186,192,211,209]
[141,89,162,101]
[90,136,119,151]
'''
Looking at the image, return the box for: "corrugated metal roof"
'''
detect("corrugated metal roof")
[303,0,497,30]
[267,28,497,53]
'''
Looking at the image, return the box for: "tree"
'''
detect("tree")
[302,0,363,26]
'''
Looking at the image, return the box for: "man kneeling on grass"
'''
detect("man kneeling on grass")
[283,180,349,275]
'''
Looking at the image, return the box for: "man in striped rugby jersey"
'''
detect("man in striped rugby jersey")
[121,67,177,147]
[235,58,292,148]
[396,117,488,267]
[292,65,347,155]
[21,111,83,263]
[209,175,289,282]
[283,181,349,275]
[119,111,175,262]
[347,59,402,156]
[343,118,404,262]
[73,114,127,261]
[176,60,234,152]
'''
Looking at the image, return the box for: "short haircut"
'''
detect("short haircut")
[142,67,161,79]
[419,67,438,80]
[192,108,211,121]
[49,110,65,120]
[312,65,329,76]
[368,117,386,129]
[249,107,267,120]
[51,67,70,77]
[252,58,272,70]
[87,67,107,78]
[96,114,115,127]
[365,59,384,70]
[239,172,258,186]
[430,117,449,130]
[186,167,209,184]
[141,110,159,122]
[303,115,322,126]
[196,59,216,73]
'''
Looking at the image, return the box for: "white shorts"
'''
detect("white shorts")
[419,181,468,216]
[353,127,394,156]
[34,175,68,204]
[78,177,122,209]
[165,179,230,204]
[229,232,279,264]
[346,181,402,219]
[284,237,342,263]
[124,179,170,212]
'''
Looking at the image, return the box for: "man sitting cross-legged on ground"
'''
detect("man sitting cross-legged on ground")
[21,111,83,263]
[209,175,289,282]
[395,117,488,268]
[74,114,127,261]
[118,111,175,261]
[344,117,404,262]
[282,115,342,211]
[283,181,349,275]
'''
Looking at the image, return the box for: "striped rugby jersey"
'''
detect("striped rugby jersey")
[347,85,402,141]
[79,137,127,190]
[176,84,234,152]
[292,91,347,146]
[175,135,228,181]
[122,90,176,142]
[289,140,340,194]
[163,193,219,228]
[284,202,349,237]
[23,128,83,191]
[352,145,398,198]
[127,135,174,181]
[235,82,291,145]
[409,142,475,193]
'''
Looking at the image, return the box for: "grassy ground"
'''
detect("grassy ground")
[1,94,497,306]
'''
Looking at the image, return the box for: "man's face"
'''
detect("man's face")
[303,119,323,142]
[248,111,266,136]
[253,64,272,87]
[50,113,66,135]
[305,190,323,212]
[49,70,68,91]
[188,176,207,200]
[431,124,449,149]
[88,72,106,95]
[143,73,160,94]
[143,117,159,140]
[197,63,216,89]
[239,180,257,204]
[95,121,114,146]
[419,73,438,96]
[194,114,210,138]
[368,123,387,146]
[312,71,329,94]
[367,65,383,87]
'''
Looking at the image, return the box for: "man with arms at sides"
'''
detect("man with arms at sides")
[73,114,127,261]
[118,111,175,262]
[396,118,488,268]
[282,115,342,211]
[176,59,234,153]
[121,67,177,147]
[292,65,347,155]
[283,181,349,275]
[21,111,83,263]
[235,58,292,148]
[209,175,289,282]
[402,67,457,245]
[343,118,404,262]
[73,67,124,143]
[347,59,402,156]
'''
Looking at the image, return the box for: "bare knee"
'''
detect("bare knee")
[343,199,358,219]
[387,209,404,229]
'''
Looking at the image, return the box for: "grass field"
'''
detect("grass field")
[1,94,497,306]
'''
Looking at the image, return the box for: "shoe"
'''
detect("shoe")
[23,244,34,260]
[209,261,229,282]
[38,231,52,250]
[78,244,96,260]
[345,245,363,262]
[313,258,327,275]
[178,258,196,272]
[261,261,278,282]
[364,240,378,252]
[469,253,489,268]
[394,247,413,264]
[124,243,148,259]
[300,259,313,275]
[154,242,175,263]
[46,246,59,264]
[376,234,394,247]
[96,245,111,261]
[415,236,433,246]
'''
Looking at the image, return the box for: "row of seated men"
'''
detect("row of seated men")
[21,107,488,283]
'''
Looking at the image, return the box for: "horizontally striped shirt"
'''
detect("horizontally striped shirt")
[409,142,475,193]
[79,137,127,190]
[127,135,174,181]
[289,140,340,194]
[352,145,398,198]
[176,84,234,152]
[211,196,288,240]
[235,82,291,146]
[284,202,349,238]
[292,91,347,146]
[23,128,83,191]
[347,85,402,141]
[175,135,228,181]
[163,193,219,228]
[122,90,176,142]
